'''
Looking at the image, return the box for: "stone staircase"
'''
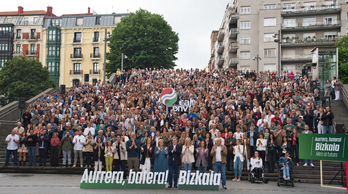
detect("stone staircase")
[0,134,345,185]
[331,99,348,133]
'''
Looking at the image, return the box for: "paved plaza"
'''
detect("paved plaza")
[0,173,346,194]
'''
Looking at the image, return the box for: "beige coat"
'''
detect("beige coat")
[112,141,127,160]
[83,138,94,152]
[181,145,195,164]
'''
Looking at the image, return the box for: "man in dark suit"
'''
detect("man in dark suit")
[167,137,182,188]
[38,129,50,166]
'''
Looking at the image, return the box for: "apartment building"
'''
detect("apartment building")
[0,6,55,65]
[208,30,218,71]
[212,0,346,76]
[41,9,129,87]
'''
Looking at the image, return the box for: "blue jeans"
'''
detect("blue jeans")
[28,146,36,165]
[331,88,335,100]
[168,164,180,186]
[85,152,92,165]
[183,163,193,172]
[213,162,226,187]
[323,125,333,134]
[304,159,313,164]
[5,149,17,165]
[281,166,290,177]
[197,166,206,174]
[233,156,243,177]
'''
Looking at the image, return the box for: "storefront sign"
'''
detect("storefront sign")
[299,134,348,162]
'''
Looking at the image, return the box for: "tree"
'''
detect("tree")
[335,36,348,83]
[106,9,179,75]
[0,56,55,106]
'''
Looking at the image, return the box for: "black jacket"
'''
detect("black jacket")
[27,134,38,147]
[168,144,182,166]
[321,111,334,126]
[140,145,154,165]
[93,143,105,162]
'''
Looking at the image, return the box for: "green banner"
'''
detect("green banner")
[299,134,348,162]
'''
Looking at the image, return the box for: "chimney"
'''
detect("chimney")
[47,6,53,16]
[18,6,24,14]
[88,7,90,15]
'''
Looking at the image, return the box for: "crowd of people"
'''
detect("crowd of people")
[4,68,339,189]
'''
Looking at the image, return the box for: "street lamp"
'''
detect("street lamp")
[252,55,262,75]
[273,30,281,78]
[103,29,112,83]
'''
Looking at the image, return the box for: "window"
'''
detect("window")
[264,18,276,26]
[304,2,316,10]
[74,63,81,74]
[48,62,55,73]
[51,19,62,26]
[30,44,35,54]
[264,48,276,58]
[283,4,296,11]
[93,63,99,74]
[57,47,60,57]
[264,5,276,9]
[324,16,337,25]
[16,44,21,53]
[324,0,336,8]
[93,32,99,42]
[74,48,81,57]
[303,17,316,26]
[6,17,13,23]
[240,51,250,59]
[0,44,8,51]
[240,66,250,72]
[241,7,251,14]
[48,47,54,56]
[324,32,338,39]
[74,32,81,42]
[93,47,99,57]
[48,30,56,41]
[264,33,274,42]
[96,17,101,25]
[30,29,36,39]
[283,65,296,72]
[240,21,250,29]
[22,17,29,25]
[240,36,250,44]
[283,19,296,27]
[33,17,38,24]
[264,64,276,71]
[0,59,8,67]
[16,29,21,39]
[303,33,316,39]
[76,18,83,26]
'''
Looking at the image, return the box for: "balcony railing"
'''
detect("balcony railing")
[229,13,239,24]
[229,58,239,66]
[217,42,224,54]
[16,36,21,39]
[229,42,238,52]
[73,38,81,43]
[281,36,342,46]
[26,34,37,40]
[282,54,312,61]
[70,70,83,75]
[26,50,37,55]
[90,53,100,58]
[90,70,100,74]
[70,53,83,59]
[281,4,341,15]
[92,37,99,42]
[13,50,22,55]
[217,55,225,66]
[281,21,341,29]
[229,28,238,38]
[217,28,225,42]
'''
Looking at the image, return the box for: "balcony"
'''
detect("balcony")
[281,21,341,32]
[228,58,239,66]
[13,50,22,57]
[280,36,342,47]
[217,55,225,66]
[89,70,100,74]
[73,38,82,44]
[217,43,224,54]
[281,4,341,16]
[229,13,239,24]
[70,70,83,75]
[282,54,312,62]
[229,28,238,39]
[90,53,100,60]
[26,50,37,57]
[26,34,38,41]
[92,37,99,42]
[15,36,21,40]
[228,42,238,53]
[70,53,83,61]
[217,28,225,42]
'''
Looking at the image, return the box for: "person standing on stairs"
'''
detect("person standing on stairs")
[334,78,342,100]
[322,107,334,134]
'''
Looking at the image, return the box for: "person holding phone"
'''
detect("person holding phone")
[61,131,73,167]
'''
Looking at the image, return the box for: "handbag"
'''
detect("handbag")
[82,146,86,152]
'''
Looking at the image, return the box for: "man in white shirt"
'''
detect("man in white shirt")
[4,129,19,166]
[84,122,95,137]
[211,138,227,189]
[73,130,85,167]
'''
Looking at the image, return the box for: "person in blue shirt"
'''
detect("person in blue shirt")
[279,151,293,180]
[187,109,197,122]
[247,126,258,158]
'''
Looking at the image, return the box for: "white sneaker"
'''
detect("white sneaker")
[80,165,83,168]
[310,163,314,167]
[303,163,308,167]
[286,177,290,180]
[283,175,287,180]
[72,165,76,168]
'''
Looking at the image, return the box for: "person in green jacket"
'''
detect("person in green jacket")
[195,123,206,141]
[283,118,295,139]
[61,131,73,167]
[296,116,306,133]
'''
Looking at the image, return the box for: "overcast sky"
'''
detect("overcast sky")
[1,0,231,69]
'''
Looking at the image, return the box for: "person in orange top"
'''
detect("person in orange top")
[34,124,43,135]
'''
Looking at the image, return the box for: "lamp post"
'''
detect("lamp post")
[252,54,262,75]
[273,30,281,78]
[103,28,111,83]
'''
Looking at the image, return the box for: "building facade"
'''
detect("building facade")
[0,6,55,65]
[212,0,347,75]
[208,30,218,71]
[41,11,129,87]
[0,24,14,67]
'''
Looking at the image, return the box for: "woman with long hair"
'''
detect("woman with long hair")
[104,140,112,171]
[94,137,105,172]
[195,140,209,173]
[50,132,60,167]
[267,134,277,173]
[18,131,28,166]
[256,132,267,165]
[140,137,154,177]
[205,132,213,171]
[83,132,94,168]
[153,139,168,175]
[290,128,299,166]
[182,138,194,172]
[232,139,243,181]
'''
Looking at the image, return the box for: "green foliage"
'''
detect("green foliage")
[106,9,179,75]
[0,56,55,106]
[335,36,348,83]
